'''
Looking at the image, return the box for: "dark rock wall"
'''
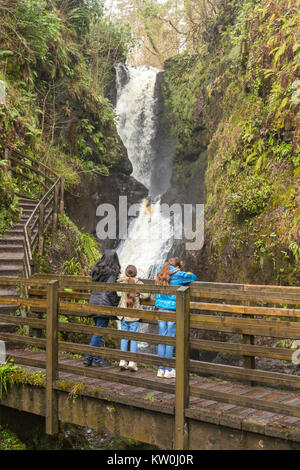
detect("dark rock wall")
[150,71,175,198]
[65,172,147,251]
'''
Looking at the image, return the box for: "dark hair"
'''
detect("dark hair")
[91,250,121,282]
[125,265,137,278]
[125,265,137,308]
[155,257,182,286]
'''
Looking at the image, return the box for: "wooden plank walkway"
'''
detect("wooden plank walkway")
[1,276,299,448]
[7,349,300,444]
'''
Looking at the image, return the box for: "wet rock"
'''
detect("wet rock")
[65,172,147,250]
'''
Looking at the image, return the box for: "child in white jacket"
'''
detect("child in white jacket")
[117,265,149,371]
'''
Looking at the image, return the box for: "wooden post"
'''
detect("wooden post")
[52,184,59,238]
[174,286,190,450]
[46,280,59,435]
[38,203,45,254]
[242,300,255,386]
[59,177,64,216]
[27,227,32,264]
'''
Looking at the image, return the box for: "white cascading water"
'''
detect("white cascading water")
[115,65,157,190]
[115,64,174,279]
[117,198,173,279]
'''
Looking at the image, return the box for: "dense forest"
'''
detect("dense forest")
[0,0,135,272]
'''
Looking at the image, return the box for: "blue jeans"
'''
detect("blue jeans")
[86,316,109,360]
[120,319,139,354]
[158,313,176,371]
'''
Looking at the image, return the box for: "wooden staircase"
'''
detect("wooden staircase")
[0,197,38,276]
[0,197,38,343]
[0,145,64,345]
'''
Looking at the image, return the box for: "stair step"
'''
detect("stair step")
[0,288,18,297]
[0,237,24,245]
[0,253,24,261]
[7,229,24,235]
[5,228,24,237]
[0,323,18,334]
[20,212,34,219]
[20,207,37,212]
[7,233,24,240]
[0,305,18,314]
[18,197,38,203]
[0,245,23,253]
[22,208,34,213]
[0,267,22,276]
[19,201,38,207]
[0,258,23,265]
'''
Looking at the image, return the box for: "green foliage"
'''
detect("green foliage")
[0,364,23,398]
[37,214,100,275]
[0,362,48,402]
[163,0,299,284]
[79,232,100,266]
[0,162,19,235]
[62,257,82,275]
[0,425,26,450]
[0,0,133,192]
[227,175,273,219]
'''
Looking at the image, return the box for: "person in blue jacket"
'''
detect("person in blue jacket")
[155,257,197,378]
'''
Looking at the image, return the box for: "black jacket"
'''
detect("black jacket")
[88,273,119,319]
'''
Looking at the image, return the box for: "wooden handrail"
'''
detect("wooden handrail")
[23,177,63,279]
[0,276,299,363]
[6,144,59,178]
[0,276,300,447]
[3,145,65,280]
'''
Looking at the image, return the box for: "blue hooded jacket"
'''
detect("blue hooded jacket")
[155,265,198,311]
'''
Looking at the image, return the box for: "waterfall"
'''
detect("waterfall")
[117,199,173,279]
[114,64,176,352]
[115,65,157,190]
[115,64,174,280]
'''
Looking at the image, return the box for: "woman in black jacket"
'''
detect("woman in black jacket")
[83,250,121,367]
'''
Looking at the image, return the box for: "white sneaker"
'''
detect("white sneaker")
[157,369,165,378]
[128,361,138,372]
[119,360,128,370]
[164,369,176,378]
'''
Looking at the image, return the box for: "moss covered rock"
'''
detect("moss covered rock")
[162,0,300,285]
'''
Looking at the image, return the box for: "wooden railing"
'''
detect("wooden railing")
[0,275,299,448]
[3,145,64,278]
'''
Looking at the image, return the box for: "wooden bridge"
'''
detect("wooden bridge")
[0,275,300,450]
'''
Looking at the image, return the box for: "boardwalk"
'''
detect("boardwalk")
[2,349,300,450]
[0,275,300,449]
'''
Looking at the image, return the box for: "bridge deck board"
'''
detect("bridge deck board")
[5,349,300,442]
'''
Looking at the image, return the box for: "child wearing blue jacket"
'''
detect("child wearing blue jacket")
[155,257,197,378]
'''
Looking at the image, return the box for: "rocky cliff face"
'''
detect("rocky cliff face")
[158,1,300,286]
[66,70,147,252]
[65,171,147,251]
